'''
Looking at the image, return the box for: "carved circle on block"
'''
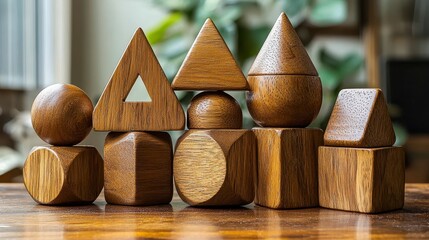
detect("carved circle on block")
[23,147,65,204]
[31,83,93,146]
[246,75,322,127]
[187,91,242,129]
[174,133,226,204]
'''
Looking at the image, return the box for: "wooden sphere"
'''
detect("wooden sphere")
[246,75,322,127]
[187,91,242,129]
[31,84,93,146]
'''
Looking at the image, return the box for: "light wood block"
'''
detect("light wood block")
[104,131,173,206]
[319,146,405,213]
[253,128,323,209]
[172,19,248,91]
[248,12,318,76]
[23,146,103,205]
[324,88,395,147]
[187,91,242,129]
[93,28,185,131]
[31,84,93,146]
[246,75,322,127]
[174,130,256,206]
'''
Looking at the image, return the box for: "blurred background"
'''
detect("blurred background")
[0,0,428,182]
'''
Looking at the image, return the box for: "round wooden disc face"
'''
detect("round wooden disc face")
[23,148,64,204]
[174,133,226,204]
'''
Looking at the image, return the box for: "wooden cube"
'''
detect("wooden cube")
[253,128,323,209]
[174,130,256,206]
[319,146,405,213]
[23,146,103,205]
[104,132,173,206]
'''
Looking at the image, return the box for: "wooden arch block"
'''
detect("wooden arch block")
[23,146,104,205]
[324,88,395,147]
[174,130,256,206]
[93,28,185,131]
[172,19,249,91]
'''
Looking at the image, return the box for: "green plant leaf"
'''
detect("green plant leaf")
[151,0,199,11]
[309,0,347,26]
[147,13,183,45]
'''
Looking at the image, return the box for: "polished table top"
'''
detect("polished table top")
[0,183,428,239]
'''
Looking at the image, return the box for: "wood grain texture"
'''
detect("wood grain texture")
[31,84,93,146]
[174,130,256,206]
[23,146,103,205]
[172,19,249,91]
[104,131,173,206]
[187,91,242,129]
[319,146,405,213]
[253,128,323,209]
[246,75,322,127]
[248,12,318,76]
[324,88,395,147]
[93,28,185,131]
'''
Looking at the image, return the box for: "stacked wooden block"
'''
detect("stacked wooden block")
[319,89,405,213]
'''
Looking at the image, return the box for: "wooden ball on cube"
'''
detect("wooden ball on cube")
[23,146,103,205]
[31,84,93,146]
[174,130,256,207]
[104,132,173,206]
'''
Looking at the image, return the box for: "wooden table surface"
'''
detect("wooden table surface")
[1,183,428,239]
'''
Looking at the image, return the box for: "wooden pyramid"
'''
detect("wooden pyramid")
[172,19,249,91]
[93,28,185,131]
[248,12,318,76]
[324,88,396,147]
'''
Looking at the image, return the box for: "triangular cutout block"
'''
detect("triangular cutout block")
[125,75,152,102]
[248,12,318,76]
[324,89,396,147]
[172,19,249,91]
[93,28,185,131]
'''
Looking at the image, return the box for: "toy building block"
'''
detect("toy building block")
[172,18,249,91]
[93,28,185,132]
[246,12,322,128]
[23,146,103,205]
[253,128,323,209]
[31,84,93,146]
[324,88,396,147]
[319,146,405,213]
[174,130,256,206]
[187,91,242,129]
[104,131,173,206]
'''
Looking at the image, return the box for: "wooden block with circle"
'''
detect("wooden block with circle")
[93,28,185,131]
[104,131,173,206]
[253,128,323,209]
[319,146,405,213]
[174,130,256,206]
[324,88,395,147]
[23,146,103,205]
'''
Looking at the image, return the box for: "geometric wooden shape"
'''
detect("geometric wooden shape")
[246,75,322,127]
[319,146,405,213]
[93,28,185,131]
[187,91,242,129]
[104,131,173,206]
[31,84,93,146]
[23,146,103,205]
[248,12,318,76]
[174,129,256,206]
[253,128,323,209]
[172,19,249,91]
[324,88,396,147]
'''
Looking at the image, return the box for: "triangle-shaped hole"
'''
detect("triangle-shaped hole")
[125,75,152,102]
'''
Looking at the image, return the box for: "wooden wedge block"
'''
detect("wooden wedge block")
[324,88,395,147]
[93,28,185,132]
[319,146,405,213]
[104,131,173,206]
[248,12,318,76]
[172,19,248,91]
[23,146,103,205]
[174,130,256,206]
[253,128,323,209]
